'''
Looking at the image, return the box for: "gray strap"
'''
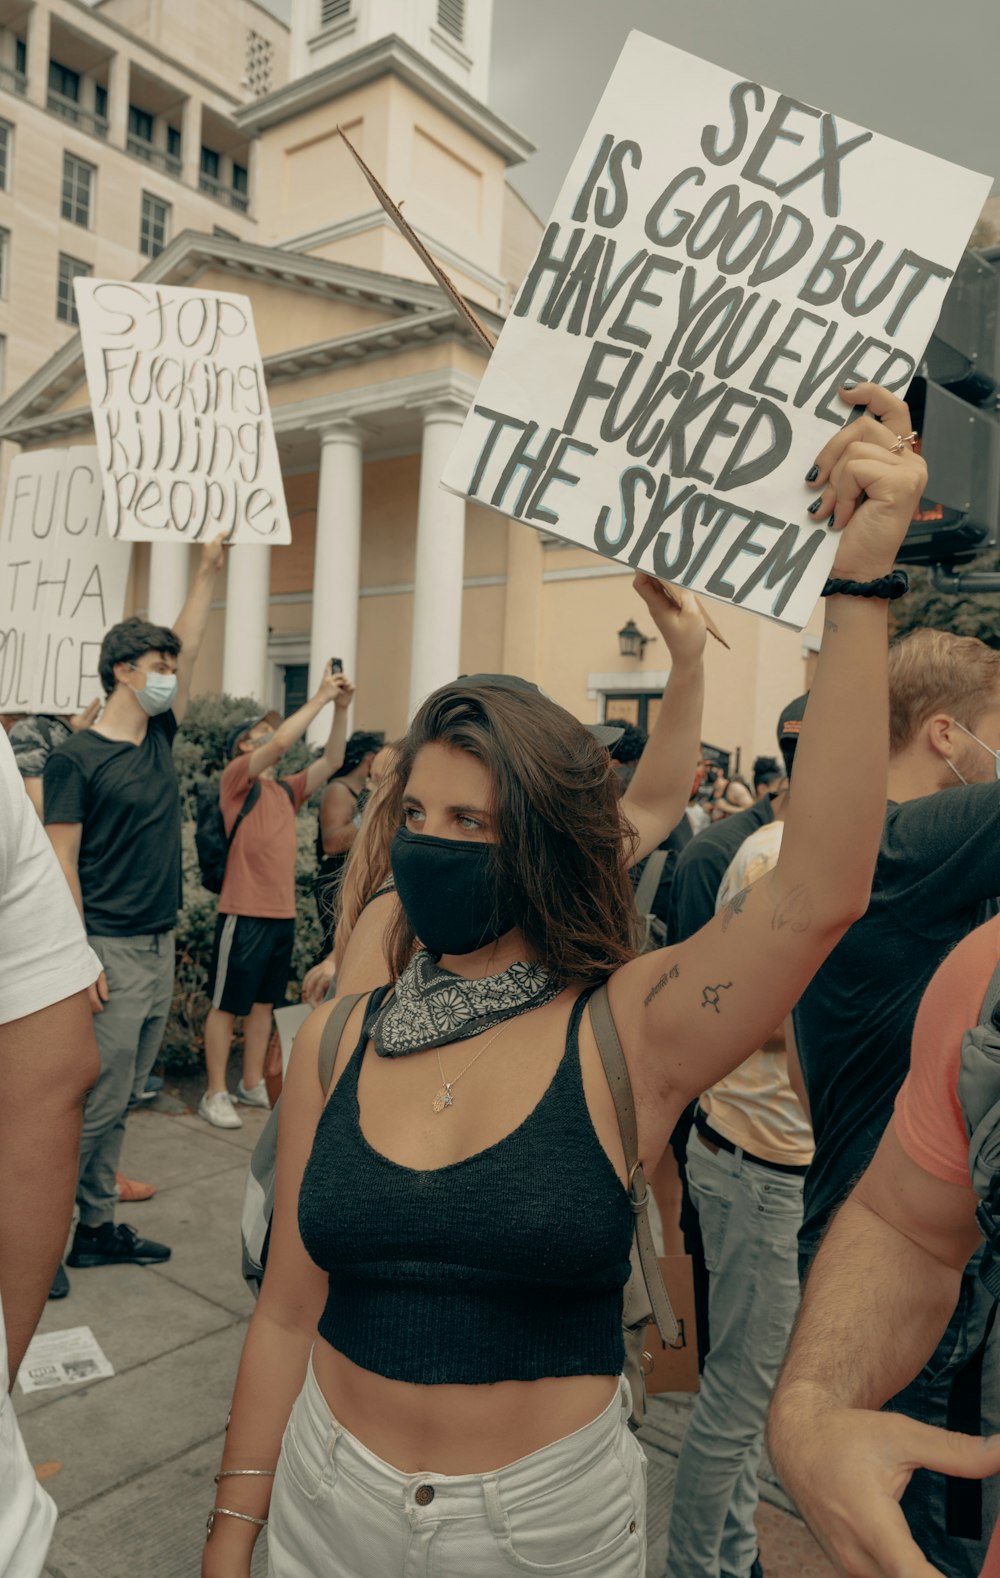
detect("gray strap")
[981,956,1000,1030]
[589,984,679,1346]
[318,992,366,1095]
[633,848,668,921]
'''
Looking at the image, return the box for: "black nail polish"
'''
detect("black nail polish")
[827,514,836,527]
[841,379,858,391]
[808,497,823,514]
[805,464,819,483]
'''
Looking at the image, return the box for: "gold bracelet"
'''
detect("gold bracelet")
[214,1469,275,1482]
[206,1508,268,1536]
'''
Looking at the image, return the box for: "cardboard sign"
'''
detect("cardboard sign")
[442,32,991,628]
[644,1254,700,1396]
[73,279,291,545]
[0,448,130,712]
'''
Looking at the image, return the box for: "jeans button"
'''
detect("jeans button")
[415,1484,435,1506]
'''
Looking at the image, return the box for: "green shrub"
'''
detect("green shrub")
[160,695,324,1072]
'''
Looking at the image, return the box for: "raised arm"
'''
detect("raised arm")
[610,383,926,1104]
[172,534,226,724]
[243,668,350,784]
[768,1121,995,1577]
[302,678,353,798]
[621,578,706,864]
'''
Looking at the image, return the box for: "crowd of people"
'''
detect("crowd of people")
[5,382,1000,1578]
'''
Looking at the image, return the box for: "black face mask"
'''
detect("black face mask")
[390,827,517,957]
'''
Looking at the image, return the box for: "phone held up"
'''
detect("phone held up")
[330,658,343,675]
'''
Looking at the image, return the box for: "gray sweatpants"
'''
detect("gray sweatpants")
[77,932,174,1228]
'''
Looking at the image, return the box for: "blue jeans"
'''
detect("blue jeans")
[665,1133,803,1578]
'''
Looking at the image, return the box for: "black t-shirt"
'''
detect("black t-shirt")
[793,783,1000,1258]
[43,712,182,936]
[667,794,775,944]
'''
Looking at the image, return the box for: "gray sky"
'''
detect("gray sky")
[489,0,1000,218]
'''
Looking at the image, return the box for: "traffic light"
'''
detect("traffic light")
[897,249,1000,570]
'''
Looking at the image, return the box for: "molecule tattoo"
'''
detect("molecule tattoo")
[701,982,732,1014]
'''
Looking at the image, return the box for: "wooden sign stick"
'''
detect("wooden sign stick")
[335,126,728,649]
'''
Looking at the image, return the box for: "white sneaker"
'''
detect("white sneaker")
[236,1080,271,1110]
[198,1091,242,1129]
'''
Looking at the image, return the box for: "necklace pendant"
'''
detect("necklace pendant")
[432,1084,454,1114]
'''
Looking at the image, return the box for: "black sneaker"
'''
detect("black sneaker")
[48,1263,70,1299]
[67,1222,171,1268]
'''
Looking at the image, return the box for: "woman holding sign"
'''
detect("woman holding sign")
[205,384,924,1578]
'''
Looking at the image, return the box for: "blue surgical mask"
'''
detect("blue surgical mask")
[950,719,1000,782]
[130,667,178,717]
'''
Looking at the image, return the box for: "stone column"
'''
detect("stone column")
[408,400,467,719]
[222,546,271,703]
[181,95,201,189]
[26,3,50,109]
[307,421,363,743]
[147,542,191,629]
[107,49,128,149]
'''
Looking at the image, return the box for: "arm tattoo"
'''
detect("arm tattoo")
[721,885,751,932]
[824,617,839,634]
[701,982,732,1014]
[771,884,812,935]
[643,963,679,1007]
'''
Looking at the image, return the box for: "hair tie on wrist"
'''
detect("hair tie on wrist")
[821,570,909,601]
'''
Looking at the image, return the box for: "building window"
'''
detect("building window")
[437,0,465,41]
[0,333,7,395]
[94,83,108,121]
[56,253,90,325]
[283,664,309,715]
[0,122,12,191]
[128,104,154,145]
[48,60,80,103]
[139,192,170,259]
[200,146,220,181]
[232,162,248,196]
[15,39,26,77]
[61,154,94,227]
[167,125,181,160]
[0,229,9,299]
[320,0,351,24]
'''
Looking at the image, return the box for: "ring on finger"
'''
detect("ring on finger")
[889,431,919,454]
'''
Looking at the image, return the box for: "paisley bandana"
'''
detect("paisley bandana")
[369,949,561,1057]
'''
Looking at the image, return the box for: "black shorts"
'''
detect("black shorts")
[209,914,295,1016]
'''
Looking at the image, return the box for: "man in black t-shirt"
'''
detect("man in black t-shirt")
[792,626,1000,1577]
[44,537,224,1290]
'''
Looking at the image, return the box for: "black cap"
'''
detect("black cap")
[225,713,279,760]
[776,693,809,771]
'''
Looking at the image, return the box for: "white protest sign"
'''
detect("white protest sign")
[73,278,291,546]
[0,448,131,712]
[442,33,991,629]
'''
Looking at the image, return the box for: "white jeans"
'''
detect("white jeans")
[0,1292,56,1578]
[268,1357,647,1577]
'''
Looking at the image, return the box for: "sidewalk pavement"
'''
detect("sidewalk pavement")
[17,1099,834,1578]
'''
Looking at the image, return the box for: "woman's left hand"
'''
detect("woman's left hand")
[631,574,707,667]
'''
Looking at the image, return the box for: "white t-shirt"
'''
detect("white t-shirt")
[700,821,814,1166]
[0,729,100,1024]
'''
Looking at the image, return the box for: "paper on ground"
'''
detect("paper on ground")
[18,1326,114,1393]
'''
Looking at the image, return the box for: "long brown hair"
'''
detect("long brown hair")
[384,680,638,984]
[332,747,400,973]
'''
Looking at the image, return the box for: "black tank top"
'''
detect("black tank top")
[298,987,634,1385]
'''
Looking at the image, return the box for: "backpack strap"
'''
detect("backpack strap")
[277,779,296,808]
[226,778,262,855]
[318,992,367,1095]
[633,849,668,921]
[589,982,679,1346]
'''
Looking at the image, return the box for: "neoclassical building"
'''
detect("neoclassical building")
[0,0,821,764]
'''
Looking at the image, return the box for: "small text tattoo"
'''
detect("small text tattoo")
[701,982,732,1014]
[721,886,751,933]
[644,964,680,1007]
[825,618,839,634]
[771,884,812,935]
